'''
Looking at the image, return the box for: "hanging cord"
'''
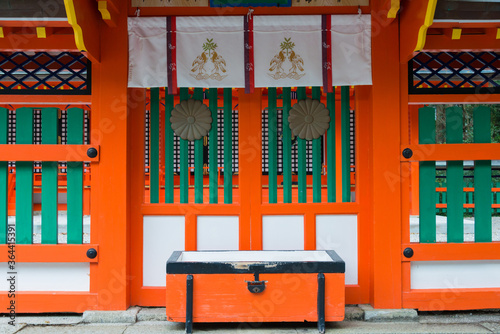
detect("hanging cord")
[247,8,254,21]
[135,7,141,17]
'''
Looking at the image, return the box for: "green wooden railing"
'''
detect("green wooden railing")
[149,88,234,204]
[265,86,351,204]
[0,107,87,245]
[419,105,497,243]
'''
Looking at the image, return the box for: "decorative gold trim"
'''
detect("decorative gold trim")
[415,0,438,51]
[36,27,46,38]
[496,28,500,40]
[451,28,462,40]
[387,0,400,19]
[98,1,111,20]
[64,0,87,52]
[0,27,4,38]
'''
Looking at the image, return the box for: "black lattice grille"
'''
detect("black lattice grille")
[409,51,500,94]
[0,52,91,95]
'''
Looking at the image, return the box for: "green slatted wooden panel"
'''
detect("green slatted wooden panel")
[341,86,351,202]
[179,88,189,204]
[473,106,492,242]
[15,108,34,244]
[41,108,59,244]
[419,106,436,243]
[268,87,277,204]
[327,89,336,203]
[165,93,174,204]
[208,88,218,204]
[67,108,83,244]
[296,87,307,203]
[223,88,233,204]
[193,88,204,204]
[312,87,322,203]
[149,88,160,204]
[282,87,292,203]
[445,106,464,242]
[0,107,8,244]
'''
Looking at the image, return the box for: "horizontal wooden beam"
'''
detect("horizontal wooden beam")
[0,292,98,313]
[0,244,99,262]
[400,144,500,162]
[142,203,240,215]
[408,94,500,105]
[403,289,500,311]
[131,0,367,6]
[401,242,500,262]
[0,144,99,162]
[0,95,91,105]
[260,202,359,214]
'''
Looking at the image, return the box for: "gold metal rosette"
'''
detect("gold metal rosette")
[288,98,330,140]
[170,99,212,141]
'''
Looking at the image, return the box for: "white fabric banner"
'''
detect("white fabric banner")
[176,16,245,88]
[331,15,372,86]
[253,15,323,88]
[128,17,168,88]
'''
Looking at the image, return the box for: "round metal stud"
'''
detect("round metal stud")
[86,248,98,259]
[403,247,414,258]
[402,148,413,159]
[87,147,98,159]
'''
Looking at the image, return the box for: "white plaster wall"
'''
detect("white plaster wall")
[411,260,500,289]
[197,216,239,251]
[0,263,89,291]
[316,214,358,285]
[262,215,304,250]
[143,216,185,287]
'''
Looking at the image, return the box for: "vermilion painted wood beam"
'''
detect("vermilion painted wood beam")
[0,144,99,162]
[400,144,500,162]
[0,244,99,262]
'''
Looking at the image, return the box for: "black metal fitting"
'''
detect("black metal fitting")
[87,147,98,158]
[246,272,267,293]
[86,248,97,259]
[402,148,413,159]
[403,247,414,258]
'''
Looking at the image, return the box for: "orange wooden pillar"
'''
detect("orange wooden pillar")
[370,4,402,308]
[89,0,130,310]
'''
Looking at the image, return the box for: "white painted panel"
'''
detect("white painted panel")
[143,216,185,287]
[316,215,358,285]
[411,260,500,289]
[0,263,89,292]
[197,216,239,251]
[179,250,333,262]
[263,215,304,250]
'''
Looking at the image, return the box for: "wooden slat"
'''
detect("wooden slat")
[165,92,174,204]
[180,88,189,204]
[474,105,492,242]
[67,107,83,244]
[297,87,307,204]
[132,0,366,6]
[326,90,336,203]
[0,107,7,244]
[41,108,59,244]
[341,86,351,202]
[194,88,204,204]
[401,143,500,162]
[0,144,99,161]
[401,242,500,262]
[208,88,218,204]
[418,106,436,243]
[268,87,278,204]
[445,106,463,243]
[282,87,292,204]
[312,87,322,203]
[149,88,160,204]
[15,108,33,245]
[223,88,233,204]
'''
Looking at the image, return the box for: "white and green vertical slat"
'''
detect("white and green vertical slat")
[223,88,233,204]
[165,92,175,204]
[179,88,190,204]
[16,108,34,244]
[267,87,278,204]
[473,106,492,243]
[282,87,292,203]
[0,107,8,244]
[341,86,351,202]
[296,87,307,203]
[208,88,218,204]
[67,108,84,244]
[312,87,322,203]
[41,108,59,244]
[149,88,160,204]
[326,89,336,203]
[193,88,204,204]
[445,106,464,243]
[419,106,436,243]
